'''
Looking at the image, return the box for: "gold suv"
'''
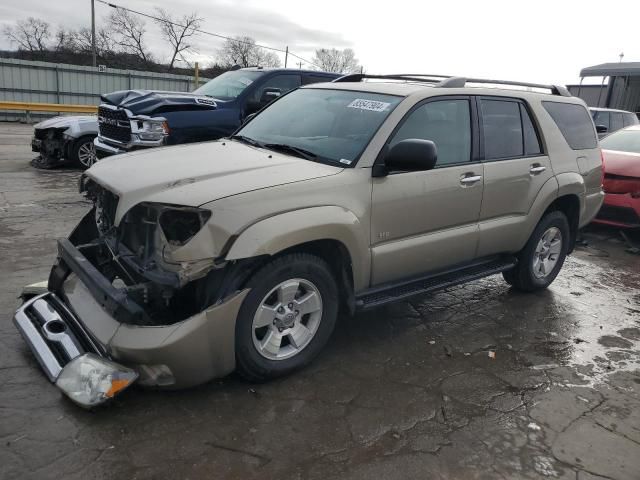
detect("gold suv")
[14,74,604,407]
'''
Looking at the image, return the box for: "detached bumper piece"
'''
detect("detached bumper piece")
[13,293,137,407]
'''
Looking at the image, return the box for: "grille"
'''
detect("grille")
[98,106,131,143]
[596,204,640,226]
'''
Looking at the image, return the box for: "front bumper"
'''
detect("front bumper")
[15,238,249,390]
[94,134,165,156]
[593,192,640,228]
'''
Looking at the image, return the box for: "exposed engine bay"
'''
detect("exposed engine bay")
[67,179,255,326]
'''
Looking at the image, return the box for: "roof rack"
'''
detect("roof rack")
[333,73,572,97]
[333,73,451,84]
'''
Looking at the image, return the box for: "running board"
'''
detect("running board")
[356,256,517,311]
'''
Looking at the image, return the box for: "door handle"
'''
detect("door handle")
[460,174,482,186]
[530,165,546,174]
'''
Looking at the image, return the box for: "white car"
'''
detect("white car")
[31,115,98,169]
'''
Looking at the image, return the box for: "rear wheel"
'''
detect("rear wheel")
[503,211,570,292]
[235,253,338,382]
[72,135,97,169]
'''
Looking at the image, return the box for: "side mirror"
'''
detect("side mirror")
[596,125,608,134]
[373,139,438,177]
[259,88,281,106]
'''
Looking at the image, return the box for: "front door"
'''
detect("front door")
[370,97,483,285]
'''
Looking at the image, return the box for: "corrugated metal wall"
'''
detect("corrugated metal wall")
[0,58,211,121]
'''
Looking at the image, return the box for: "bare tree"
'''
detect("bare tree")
[312,48,359,73]
[154,9,203,71]
[218,36,281,68]
[107,9,151,63]
[54,28,74,52]
[3,17,51,52]
[67,27,114,56]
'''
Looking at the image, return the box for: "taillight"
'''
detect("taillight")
[600,149,606,187]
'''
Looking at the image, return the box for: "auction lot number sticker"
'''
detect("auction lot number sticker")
[348,99,391,112]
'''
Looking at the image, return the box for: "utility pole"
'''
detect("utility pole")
[619,52,624,63]
[284,46,288,68]
[297,61,303,69]
[91,0,97,67]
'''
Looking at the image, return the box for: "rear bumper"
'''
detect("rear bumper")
[16,238,249,389]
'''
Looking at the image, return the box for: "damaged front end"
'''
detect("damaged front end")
[14,179,252,404]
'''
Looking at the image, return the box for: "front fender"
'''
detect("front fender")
[225,206,369,291]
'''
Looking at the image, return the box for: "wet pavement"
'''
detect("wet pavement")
[1,123,640,480]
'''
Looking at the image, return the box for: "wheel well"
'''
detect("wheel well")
[544,194,580,253]
[277,240,355,312]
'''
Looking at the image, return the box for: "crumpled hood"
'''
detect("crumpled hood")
[603,149,640,195]
[101,90,222,115]
[86,140,343,224]
[34,115,96,130]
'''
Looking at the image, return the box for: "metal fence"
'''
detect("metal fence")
[0,58,211,121]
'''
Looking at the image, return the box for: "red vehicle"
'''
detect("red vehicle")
[594,124,640,228]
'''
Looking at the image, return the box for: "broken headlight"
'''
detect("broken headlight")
[158,206,212,246]
[133,117,169,141]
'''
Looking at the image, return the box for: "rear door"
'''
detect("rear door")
[370,96,483,285]
[476,96,553,257]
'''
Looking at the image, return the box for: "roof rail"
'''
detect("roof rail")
[333,73,451,84]
[333,73,572,97]
[436,77,572,97]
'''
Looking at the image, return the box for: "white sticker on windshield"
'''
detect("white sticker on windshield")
[339,158,352,165]
[347,98,391,112]
[237,77,253,86]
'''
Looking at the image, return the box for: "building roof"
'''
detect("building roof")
[580,62,640,77]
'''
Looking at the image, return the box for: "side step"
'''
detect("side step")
[356,256,517,311]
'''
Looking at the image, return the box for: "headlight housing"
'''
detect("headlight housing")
[55,354,138,408]
[159,206,212,246]
[132,117,169,141]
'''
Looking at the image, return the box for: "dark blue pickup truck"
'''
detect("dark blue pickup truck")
[95,67,339,156]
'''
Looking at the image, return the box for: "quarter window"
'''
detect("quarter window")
[389,99,471,166]
[623,112,639,127]
[542,101,597,150]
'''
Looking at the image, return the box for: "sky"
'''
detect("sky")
[1,0,639,85]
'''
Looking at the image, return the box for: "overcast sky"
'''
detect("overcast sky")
[1,0,638,85]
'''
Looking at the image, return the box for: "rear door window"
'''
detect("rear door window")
[542,102,597,150]
[480,99,523,159]
[610,113,624,132]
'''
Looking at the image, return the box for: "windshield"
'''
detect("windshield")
[601,128,640,154]
[193,70,264,101]
[236,88,402,165]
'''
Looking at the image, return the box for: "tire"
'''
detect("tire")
[503,211,570,292]
[71,135,97,169]
[235,253,339,382]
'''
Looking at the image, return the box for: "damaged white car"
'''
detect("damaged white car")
[31,116,98,168]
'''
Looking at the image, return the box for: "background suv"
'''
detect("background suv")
[590,107,639,138]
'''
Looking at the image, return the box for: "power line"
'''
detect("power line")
[96,0,321,69]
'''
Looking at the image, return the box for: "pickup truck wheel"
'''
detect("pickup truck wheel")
[503,211,570,292]
[235,253,338,382]
[72,135,97,169]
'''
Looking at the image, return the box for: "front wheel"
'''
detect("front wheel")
[235,253,339,382]
[503,211,570,292]
[72,135,97,169]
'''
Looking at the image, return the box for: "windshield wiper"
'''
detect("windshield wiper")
[230,135,264,148]
[263,143,317,160]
